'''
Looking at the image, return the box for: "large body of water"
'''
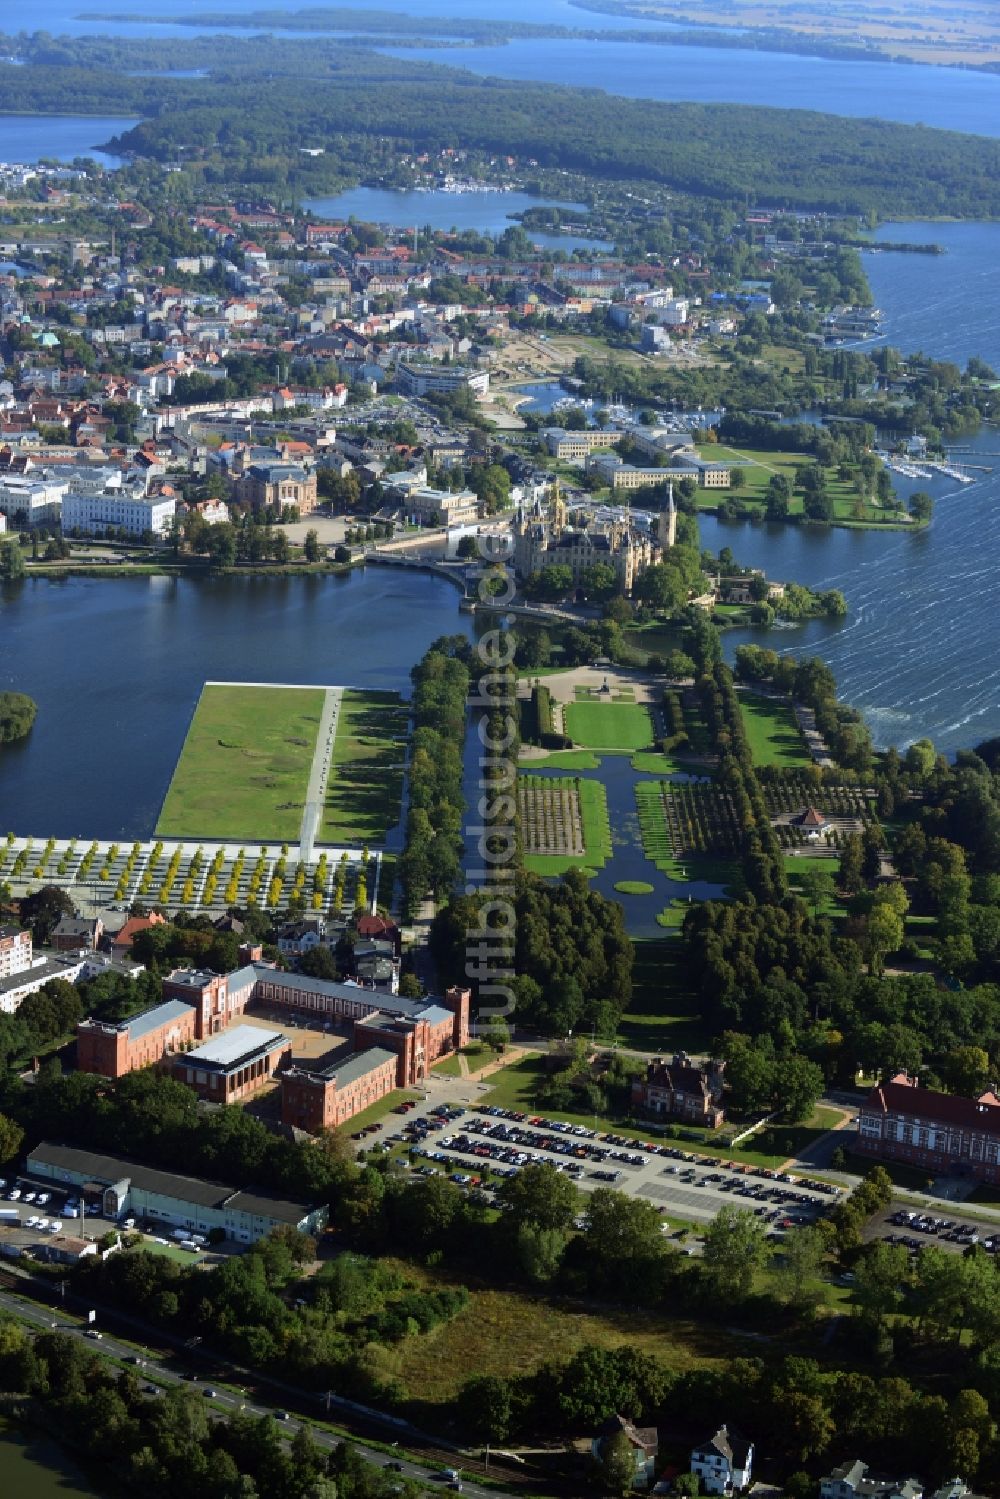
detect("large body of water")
[302,186,612,249]
[381,36,1000,136]
[0,569,475,838]
[863,222,1000,371]
[0,115,137,167]
[0,1423,98,1498]
[703,427,1000,757]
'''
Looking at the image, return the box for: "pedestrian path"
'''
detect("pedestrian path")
[299,687,343,861]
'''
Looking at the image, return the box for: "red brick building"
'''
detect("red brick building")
[77,961,471,1132]
[77,997,198,1078]
[631,1053,726,1129]
[281,1047,399,1133]
[110,913,165,959]
[857,1072,1000,1183]
[163,967,242,1037]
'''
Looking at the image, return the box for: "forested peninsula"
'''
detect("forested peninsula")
[2,31,1000,216]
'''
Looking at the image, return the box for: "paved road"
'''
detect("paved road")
[0,1282,513,1499]
[299,686,342,861]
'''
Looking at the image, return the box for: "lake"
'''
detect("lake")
[0,115,138,167]
[0,1422,99,1498]
[862,221,1000,373]
[381,36,1000,137]
[0,568,476,839]
[302,186,612,247]
[700,426,1000,757]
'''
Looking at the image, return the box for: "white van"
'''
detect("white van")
[48,1221,62,1234]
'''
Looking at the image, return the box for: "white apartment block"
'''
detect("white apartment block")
[0,926,32,981]
[62,491,176,538]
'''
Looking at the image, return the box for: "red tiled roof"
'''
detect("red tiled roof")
[864,1073,1000,1137]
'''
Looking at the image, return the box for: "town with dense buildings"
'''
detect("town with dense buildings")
[0,34,998,1494]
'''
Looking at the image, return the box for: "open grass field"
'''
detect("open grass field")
[738,692,811,768]
[785,855,845,916]
[721,1106,845,1171]
[395,1270,721,1406]
[156,683,324,841]
[522,776,611,877]
[564,699,653,752]
[320,688,408,846]
[344,1089,422,1134]
[698,443,917,529]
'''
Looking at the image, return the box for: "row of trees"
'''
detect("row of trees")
[398,636,471,918]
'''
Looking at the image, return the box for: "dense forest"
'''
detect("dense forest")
[1,34,1000,214]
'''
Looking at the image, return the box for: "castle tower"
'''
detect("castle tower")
[658,481,677,550]
[551,476,566,536]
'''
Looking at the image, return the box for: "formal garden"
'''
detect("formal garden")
[517,774,612,877]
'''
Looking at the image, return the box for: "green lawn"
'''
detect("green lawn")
[522,776,612,877]
[156,683,325,841]
[719,1106,844,1171]
[320,689,408,846]
[342,1089,422,1134]
[698,443,916,530]
[738,692,811,768]
[517,749,602,770]
[617,937,712,1054]
[631,750,683,774]
[967,1183,1000,1206]
[564,700,654,752]
[785,855,844,916]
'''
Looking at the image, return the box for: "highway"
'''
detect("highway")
[0,1274,531,1499]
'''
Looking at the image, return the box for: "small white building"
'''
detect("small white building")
[691,1425,754,1495]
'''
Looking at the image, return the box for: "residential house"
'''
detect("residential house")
[109,912,165,959]
[50,916,104,953]
[276,919,327,957]
[691,1425,754,1495]
[819,1460,923,1499]
[592,1414,659,1489]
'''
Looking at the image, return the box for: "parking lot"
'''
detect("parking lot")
[0,1174,226,1266]
[867,1204,1000,1257]
[357,1098,842,1231]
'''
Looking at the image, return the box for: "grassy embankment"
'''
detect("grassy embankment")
[156,683,324,842]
